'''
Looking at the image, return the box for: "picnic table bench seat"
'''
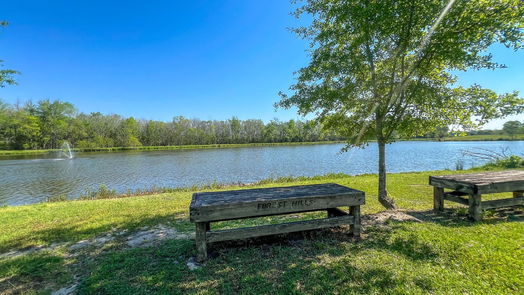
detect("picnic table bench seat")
[190,183,365,261]
[430,170,524,221]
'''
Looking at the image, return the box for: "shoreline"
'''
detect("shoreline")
[0,141,345,157]
[1,136,523,157]
[3,167,507,207]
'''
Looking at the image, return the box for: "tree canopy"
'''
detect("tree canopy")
[278,0,524,208]
[0,99,342,150]
[502,120,523,138]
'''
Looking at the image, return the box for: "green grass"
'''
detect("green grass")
[0,170,523,294]
[402,134,524,141]
[439,134,524,141]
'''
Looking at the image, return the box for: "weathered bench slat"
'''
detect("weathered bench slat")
[191,183,361,206]
[191,194,363,222]
[207,215,354,243]
[430,177,475,194]
[479,182,524,195]
[481,197,524,210]
[430,170,524,194]
[446,191,469,197]
[443,192,469,206]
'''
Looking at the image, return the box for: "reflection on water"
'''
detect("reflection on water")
[1,141,523,206]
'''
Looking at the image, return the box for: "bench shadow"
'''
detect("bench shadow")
[0,251,71,295]
[405,205,524,227]
[76,222,439,294]
[209,222,438,262]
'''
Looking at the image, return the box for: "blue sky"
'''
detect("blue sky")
[1,0,522,129]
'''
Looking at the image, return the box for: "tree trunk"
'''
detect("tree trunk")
[378,139,397,209]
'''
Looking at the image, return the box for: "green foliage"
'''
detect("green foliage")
[117,117,141,147]
[46,194,68,202]
[482,155,524,169]
[0,95,519,152]
[454,159,465,170]
[30,99,76,149]
[0,99,343,150]
[0,107,40,149]
[279,0,524,143]
[424,126,450,139]
[278,0,524,207]
[502,120,523,139]
[80,185,118,200]
[441,134,524,141]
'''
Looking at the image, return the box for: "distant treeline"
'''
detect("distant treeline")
[0,99,343,150]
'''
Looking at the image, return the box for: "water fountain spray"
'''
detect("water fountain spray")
[61,141,74,159]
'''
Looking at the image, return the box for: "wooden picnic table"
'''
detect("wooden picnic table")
[429,170,524,221]
[189,183,365,261]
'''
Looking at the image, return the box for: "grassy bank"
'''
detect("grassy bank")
[438,134,524,141]
[1,135,523,157]
[0,141,345,157]
[1,169,523,294]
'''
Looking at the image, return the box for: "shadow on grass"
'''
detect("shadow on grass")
[407,205,524,227]
[0,251,71,295]
[76,222,438,294]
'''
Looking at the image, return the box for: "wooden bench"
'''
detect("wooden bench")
[189,183,365,261]
[430,170,524,221]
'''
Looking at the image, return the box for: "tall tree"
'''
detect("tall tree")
[10,113,40,149]
[278,0,524,209]
[31,100,76,149]
[502,120,523,139]
[117,117,141,147]
[1,106,40,149]
[229,117,242,143]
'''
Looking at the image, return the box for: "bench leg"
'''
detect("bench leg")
[514,191,524,198]
[468,193,482,222]
[433,187,444,212]
[195,222,208,262]
[349,206,361,237]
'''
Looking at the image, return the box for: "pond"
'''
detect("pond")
[1,140,523,206]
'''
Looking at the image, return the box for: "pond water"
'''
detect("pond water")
[1,140,523,206]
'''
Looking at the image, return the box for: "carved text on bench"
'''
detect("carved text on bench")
[257,199,316,210]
